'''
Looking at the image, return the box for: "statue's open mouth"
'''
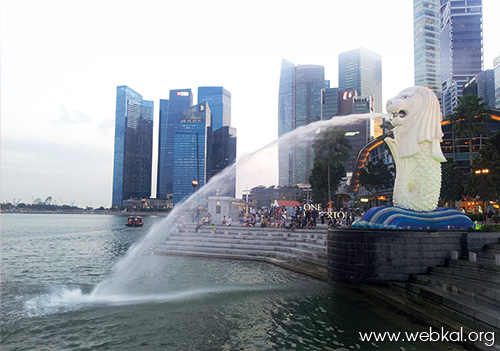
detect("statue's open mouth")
[392,110,406,118]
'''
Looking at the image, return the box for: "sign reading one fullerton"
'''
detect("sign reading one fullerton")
[302,204,346,220]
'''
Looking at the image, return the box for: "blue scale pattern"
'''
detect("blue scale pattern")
[353,206,474,230]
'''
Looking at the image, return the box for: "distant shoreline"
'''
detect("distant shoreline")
[0,210,170,216]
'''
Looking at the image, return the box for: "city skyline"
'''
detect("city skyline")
[2,0,500,207]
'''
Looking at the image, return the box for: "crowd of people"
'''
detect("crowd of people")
[239,205,363,230]
[185,203,366,234]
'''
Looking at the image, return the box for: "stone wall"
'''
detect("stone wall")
[327,228,500,284]
[463,232,500,253]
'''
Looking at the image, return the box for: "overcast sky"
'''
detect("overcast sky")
[2,0,500,208]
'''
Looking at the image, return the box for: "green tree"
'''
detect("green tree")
[440,158,464,206]
[465,132,500,206]
[358,159,394,205]
[310,126,351,203]
[309,160,345,204]
[449,94,491,166]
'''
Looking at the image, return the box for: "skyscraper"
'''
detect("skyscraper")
[321,88,340,120]
[157,89,193,198]
[463,70,496,109]
[338,47,383,113]
[198,87,231,131]
[495,55,500,109]
[440,0,483,117]
[173,102,212,204]
[112,86,154,207]
[156,99,170,199]
[210,126,237,197]
[198,86,236,197]
[413,0,441,96]
[278,59,325,186]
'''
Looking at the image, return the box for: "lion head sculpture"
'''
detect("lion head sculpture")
[386,86,446,162]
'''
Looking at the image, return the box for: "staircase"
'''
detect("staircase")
[362,239,500,350]
[154,225,329,280]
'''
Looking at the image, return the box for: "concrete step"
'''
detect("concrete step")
[478,250,500,261]
[175,227,327,239]
[155,246,327,268]
[431,266,500,285]
[446,259,500,275]
[163,241,327,259]
[485,243,500,251]
[411,272,500,307]
[156,245,278,258]
[165,236,327,251]
[402,282,500,332]
[169,231,327,244]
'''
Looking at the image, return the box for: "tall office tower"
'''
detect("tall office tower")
[278,59,325,186]
[211,126,237,197]
[463,70,496,109]
[440,0,483,117]
[321,88,340,119]
[157,89,193,198]
[173,102,212,204]
[338,47,382,113]
[156,99,170,199]
[413,0,441,97]
[198,86,231,131]
[112,86,154,207]
[494,55,500,109]
[198,86,236,196]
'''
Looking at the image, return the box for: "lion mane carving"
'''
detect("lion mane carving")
[385,86,446,211]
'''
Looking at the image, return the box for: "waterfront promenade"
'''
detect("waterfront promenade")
[155,224,329,281]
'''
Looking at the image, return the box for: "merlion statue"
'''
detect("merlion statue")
[353,86,473,230]
[385,86,446,211]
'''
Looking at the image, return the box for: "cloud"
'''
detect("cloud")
[98,118,115,135]
[52,105,91,124]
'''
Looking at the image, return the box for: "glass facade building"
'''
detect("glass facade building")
[210,126,237,197]
[321,88,340,120]
[173,102,212,204]
[157,86,236,204]
[112,86,154,207]
[440,0,483,117]
[198,86,231,131]
[338,47,383,113]
[278,59,325,186]
[157,89,193,199]
[413,0,441,96]
[494,57,500,109]
[156,99,170,199]
[463,70,496,109]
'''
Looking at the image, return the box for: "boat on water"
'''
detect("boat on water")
[126,216,143,227]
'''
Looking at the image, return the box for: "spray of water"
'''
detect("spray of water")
[91,113,385,296]
[24,113,386,313]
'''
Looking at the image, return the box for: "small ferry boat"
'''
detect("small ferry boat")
[126,216,143,227]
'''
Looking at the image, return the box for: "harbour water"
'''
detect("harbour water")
[1,213,458,350]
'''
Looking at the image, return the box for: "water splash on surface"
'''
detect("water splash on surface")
[22,281,324,317]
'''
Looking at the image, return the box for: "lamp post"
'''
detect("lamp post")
[192,180,198,222]
[474,169,489,223]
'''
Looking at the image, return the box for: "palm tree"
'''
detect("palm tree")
[449,94,491,166]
